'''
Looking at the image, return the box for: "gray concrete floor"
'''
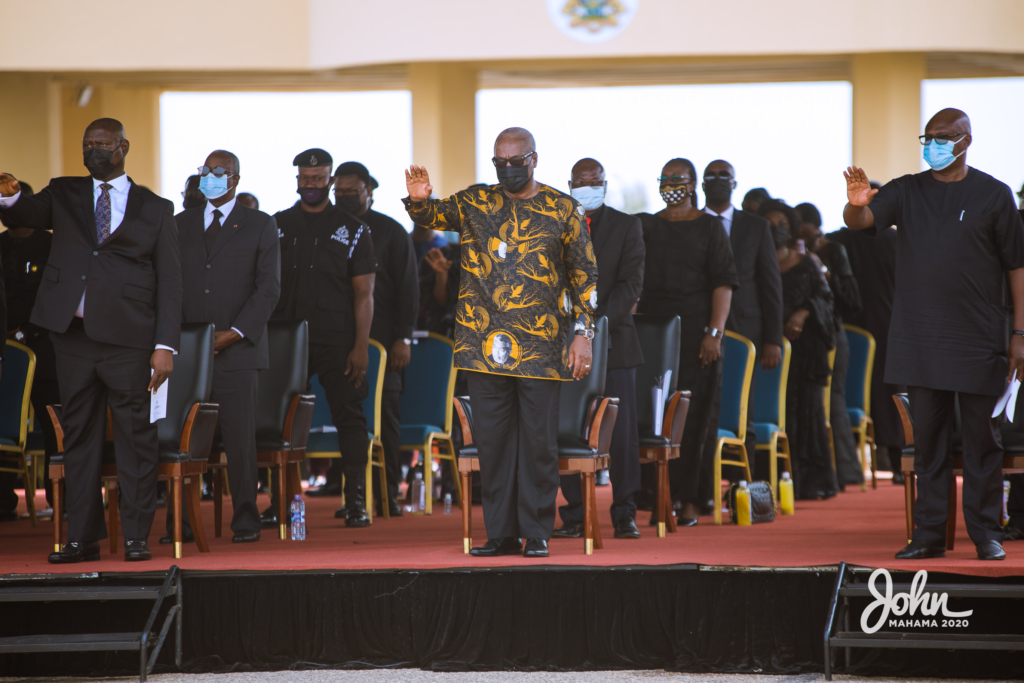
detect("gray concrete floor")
[0,672,1010,683]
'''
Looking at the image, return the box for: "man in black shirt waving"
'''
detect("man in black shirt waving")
[333,161,418,517]
[843,108,1024,561]
[270,149,377,528]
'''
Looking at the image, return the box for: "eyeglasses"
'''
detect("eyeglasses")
[918,133,968,146]
[492,152,535,168]
[703,171,734,181]
[657,174,693,184]
[569,179,605,189]
[198,165,235,178]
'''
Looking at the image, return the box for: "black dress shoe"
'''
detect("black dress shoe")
[124,540,152,562]
[0,510,20,522]
[523,538,549,557]
[614,518,641,539]
[895,540,946,560]
[977,540,1006,560]
[892,471,906,485]
[551,521,584,539]
[48,541,100,564]
[1004,526,1024,541]
[260,506,279,528]
[232,530,261,543]
[307,483,342,498]
[677,517,698,527]
[159,531,194,545]
[469,537,522,557]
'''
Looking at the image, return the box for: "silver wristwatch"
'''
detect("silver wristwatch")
[704,327,723,339]
[575,328,595,341]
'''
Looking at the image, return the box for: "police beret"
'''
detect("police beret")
[335,161,378,190]
[292,148,333,168]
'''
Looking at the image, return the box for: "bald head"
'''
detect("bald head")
[494,127,535,154]
[571,158,604,178]
[85,118,125,141]
[926,108,971,135]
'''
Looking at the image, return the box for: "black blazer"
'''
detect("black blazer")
[0,176,181,352]
[726,208,783,351]
[177,204,281,371]
[592,206,645,369]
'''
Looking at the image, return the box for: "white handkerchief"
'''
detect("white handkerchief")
[992,378,1020,421]
[150,370,168,423]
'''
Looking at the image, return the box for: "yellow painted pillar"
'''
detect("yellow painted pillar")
[0,73,61,191]
[851,53,926,184]
[409,62,477,198]
[60,84,162,191]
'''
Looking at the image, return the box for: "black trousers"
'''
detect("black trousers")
[51,326,158,544]
[559,367,639,526]
[372,377,402,501]
[170,367,260,536]
[908,386,1004,546]
[467,371,560,540]
[312,343,370,491]
[672,355,724,507]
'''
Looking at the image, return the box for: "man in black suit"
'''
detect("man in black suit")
[0,118,182,563]
[703,160,784,472]
[553,158,646,539]
[162,150,280,544]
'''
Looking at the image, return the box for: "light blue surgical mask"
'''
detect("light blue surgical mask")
[923,135,967,171]
[199,173,231,200]
[571,185,605,211]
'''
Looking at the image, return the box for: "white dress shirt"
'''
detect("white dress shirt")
[203,197,244,338]
[0,174,175,353]
[706,204,735,236]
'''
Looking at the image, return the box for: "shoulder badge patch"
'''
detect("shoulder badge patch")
[330,226,350,245]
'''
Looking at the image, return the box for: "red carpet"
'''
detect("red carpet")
[1,477,1021,578]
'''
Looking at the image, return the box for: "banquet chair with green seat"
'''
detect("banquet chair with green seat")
[714,331,756,525]
[634,314,690,537]
[752,338,792,505]
[0,340,37,525]
[399,333,459,515]
[844,324,877,490]
[305,339,388,523]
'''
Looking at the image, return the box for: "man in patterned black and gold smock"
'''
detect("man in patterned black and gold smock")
[404,128,599,558]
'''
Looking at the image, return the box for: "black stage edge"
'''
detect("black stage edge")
[1,564,1023,679]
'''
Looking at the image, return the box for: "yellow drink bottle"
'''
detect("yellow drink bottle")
[779,471,795,516]
[735,480,752,526]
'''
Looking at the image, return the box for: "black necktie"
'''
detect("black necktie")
[205,209,223,254]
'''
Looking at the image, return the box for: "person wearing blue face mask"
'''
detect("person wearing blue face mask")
[552,158,646,540]
[844,108,1024,562]
[166,149,281,546]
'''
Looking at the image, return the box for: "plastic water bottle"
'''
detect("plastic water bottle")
[444,493,452,515]
[410,472,426,514]
[735,480,752,526]
[290,495,305,540]
[1002,480,1011,526]
[779,471,795,516]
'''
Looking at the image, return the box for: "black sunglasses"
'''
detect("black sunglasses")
[657,174,693,184]
[198,165,234,178]
[918,133,967,146]
[704,171,734,181]
[492,152,535,168]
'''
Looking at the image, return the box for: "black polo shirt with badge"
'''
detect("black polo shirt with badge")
[867,168,1024,396]
[272,200,377,349]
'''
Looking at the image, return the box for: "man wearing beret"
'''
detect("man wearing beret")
[268,149,378,527]
[333,161,418,517]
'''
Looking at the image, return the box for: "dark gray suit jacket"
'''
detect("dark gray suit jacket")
[592,205,645,369]
[0,176,181,351]
[177,204,280,371]
[725,208,783,351]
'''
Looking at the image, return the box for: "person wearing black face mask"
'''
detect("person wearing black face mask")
[270,148,378,528]
[334,161,418,518]
[702,160,783,482]
[0,118,182,564]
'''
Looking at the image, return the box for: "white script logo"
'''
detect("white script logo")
[860,568,972,634]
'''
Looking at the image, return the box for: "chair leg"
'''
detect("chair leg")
[461,471,472,553]
[213,469,223,538]
[662,455,677,533]
[589,472,604,551]
[287,462,303,498]
[52,477,63,552]
[172,475,183,559]
[904,470,915,544]
[946,475,957,551]
[276,462,287,540]
[654,455,666,538]
[23,456,37,527]
[869,435,877,490]
[769,447,779,504]
[107,481,119,555]
[184,476,210,553]
[423,442,433,515]
[378,450,389,521]
[714,446,723,526]
[583,471,594,555]
[447,441,463,506]
[365,456,373,525]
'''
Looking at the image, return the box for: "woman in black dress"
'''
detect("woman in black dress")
[797,202,864,489]
[637,158,739,524]
[758,200,838,500]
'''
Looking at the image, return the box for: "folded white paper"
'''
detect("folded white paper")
[651,370,672,435]
[992,378,1020,421]
[150,370,168,423]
